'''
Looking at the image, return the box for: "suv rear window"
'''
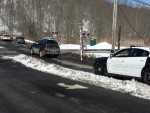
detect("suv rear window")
[46,40,58,47]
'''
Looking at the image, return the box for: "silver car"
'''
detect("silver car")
[1,34,11,41]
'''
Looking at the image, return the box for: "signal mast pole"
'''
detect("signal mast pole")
[112,0,118,53]
[79,23,83,61]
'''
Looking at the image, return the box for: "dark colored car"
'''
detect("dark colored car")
[14,37,25,44]
[30,39,60,57]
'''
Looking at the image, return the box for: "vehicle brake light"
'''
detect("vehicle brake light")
[57,48,60,51]
[44,46,49,51]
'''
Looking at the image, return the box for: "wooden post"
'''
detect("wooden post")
[112,0,118,53]
[118,26,121,50]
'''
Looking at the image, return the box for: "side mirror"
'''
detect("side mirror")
[110,53,114,58]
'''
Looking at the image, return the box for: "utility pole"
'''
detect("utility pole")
[111,0,118,53]
[118,26,121,50]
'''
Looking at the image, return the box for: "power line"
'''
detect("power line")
[118,4,145,42]
[132,0,150,7]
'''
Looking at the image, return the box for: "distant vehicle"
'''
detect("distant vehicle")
[1,34,11,41]
[93,46,150,85]
[30,37,60,57]
[14,37,25,44]
[0,35,2,40]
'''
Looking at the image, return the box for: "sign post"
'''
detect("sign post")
[79,23,83,61]
[78,20,90,61]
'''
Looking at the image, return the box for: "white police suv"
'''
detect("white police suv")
[93,46,150,85]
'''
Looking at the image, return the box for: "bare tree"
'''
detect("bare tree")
[0,0,150,45]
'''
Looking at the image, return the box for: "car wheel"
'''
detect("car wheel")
[93,62,104,75]
[142,68,150,85]
[39,50,44,57]
[30,48,34,55]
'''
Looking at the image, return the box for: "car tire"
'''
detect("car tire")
[142,68,150,85]
[39,50,44,58]
[30,48,34,55]
[93,62,104,75]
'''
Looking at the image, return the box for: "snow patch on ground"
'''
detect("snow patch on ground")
[60,42,126,58]
[60,44,80,49]
[57,83,88,89]
[2,54,150,100]
[60,42,126,50]
[25,39,35,44]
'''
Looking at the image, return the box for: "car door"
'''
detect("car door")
[32,41,40,54]
[125,48,149,77]
[107,49,132,75]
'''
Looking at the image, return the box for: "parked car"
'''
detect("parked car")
[1,34,11,41]
[0,35,3,40]
[30,37,60,57]
[14,37,25,44]
[93,46,150,85]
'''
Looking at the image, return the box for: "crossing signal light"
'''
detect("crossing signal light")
[87,33,90,36]
[82,32,85,36]
[82,32,86,38]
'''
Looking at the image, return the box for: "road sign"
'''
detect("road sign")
[82,19,89,32]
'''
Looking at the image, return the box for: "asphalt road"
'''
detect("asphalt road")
[0,40,150,113]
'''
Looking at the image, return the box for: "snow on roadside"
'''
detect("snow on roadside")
[60,44,80,49]
[60,42,126,50]
[2,54,150,100]
[59,42,126,58]
[0,46,4,48]
[25,39,35,44]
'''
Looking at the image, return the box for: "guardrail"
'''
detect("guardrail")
[83,49,111,53]
[61,49,113,54]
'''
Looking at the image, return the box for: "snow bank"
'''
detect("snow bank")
[2,54,150,100]
[60,42,126,50]
[60,44,80,49]
[25,39,35,44]
[0,46,4,48]
[87,42,112,49]
[60,42,112,50]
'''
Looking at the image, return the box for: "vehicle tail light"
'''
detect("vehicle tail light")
[44,45,49,51]
[57,48,60,51]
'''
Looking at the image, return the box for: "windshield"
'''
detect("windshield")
[3,35,10,37]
